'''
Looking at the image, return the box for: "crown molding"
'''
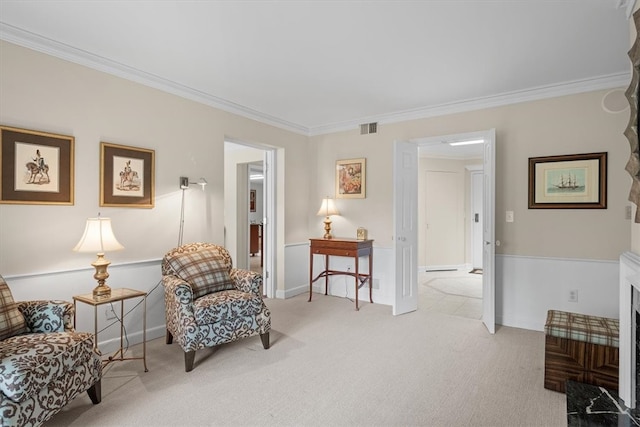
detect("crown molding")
[0,23,309,136]
[1,22,631,139]
[308,72,631,136]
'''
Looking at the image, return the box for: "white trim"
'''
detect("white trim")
[499,253,619,265]
[0,22,630,138]
[3,258,162,280]
[308,73,630,136]
[0,23,308,136]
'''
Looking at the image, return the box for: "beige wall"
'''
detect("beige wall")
[0,41,310,284]
[312,90,631,261]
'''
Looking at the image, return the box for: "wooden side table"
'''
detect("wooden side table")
[309,238,374,310]
[73,288,148,372]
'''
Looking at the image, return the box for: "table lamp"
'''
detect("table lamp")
[317,197,340,239]
[73,216,124,299]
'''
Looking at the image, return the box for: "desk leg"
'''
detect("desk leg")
[369,249,373,303]
[355,255,360,311]
[324,255,329,295]
[308,250,313,302]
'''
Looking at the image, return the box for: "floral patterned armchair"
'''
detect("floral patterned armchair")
[161,243,271,372]
[0,275,102,427]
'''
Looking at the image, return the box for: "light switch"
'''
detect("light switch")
[506,211,514,223]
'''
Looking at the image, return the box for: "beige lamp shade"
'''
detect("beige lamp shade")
[316,198,340,217]
[73,217,123,300]
[73,217,124,253]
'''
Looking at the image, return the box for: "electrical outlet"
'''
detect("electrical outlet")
[105,307,116,320]
[372,278,380,289]
[568,290,578,303]
[626,205,633,220]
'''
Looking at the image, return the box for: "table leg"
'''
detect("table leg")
[143,296,148,372]
[120,301,125,360]
[93,306,98,351]
[355,255,360,311]
[308,250,313,302]
[369,249,373,303]
[324,254,329,295]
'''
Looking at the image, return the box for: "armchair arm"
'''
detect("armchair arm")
[230,268,262,296]
[16,300,74,333]
[162,275,199,351]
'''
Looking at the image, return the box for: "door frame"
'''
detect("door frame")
[224,139,276,299]
[393,129,496,332]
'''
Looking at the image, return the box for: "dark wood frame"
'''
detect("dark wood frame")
[250,189,256,212]
[0,125,74,205]
[528,152,607,209]
[100,142,154,208]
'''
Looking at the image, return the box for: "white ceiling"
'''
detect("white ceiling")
[0,0,634,136]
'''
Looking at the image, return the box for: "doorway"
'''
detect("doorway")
[418,138,484,320]
[393,129,495,333]
[224,140,276,298]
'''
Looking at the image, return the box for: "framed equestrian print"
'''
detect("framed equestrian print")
[0,125,74,205]
[100,142,155,208]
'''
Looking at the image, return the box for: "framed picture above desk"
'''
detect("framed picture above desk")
[308,238,373,310]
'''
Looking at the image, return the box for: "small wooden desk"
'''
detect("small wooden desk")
[309,238,374,310]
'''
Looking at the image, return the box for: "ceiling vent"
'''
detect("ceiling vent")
[360,122,378,135]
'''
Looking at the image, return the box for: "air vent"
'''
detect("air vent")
[360,122,378,135]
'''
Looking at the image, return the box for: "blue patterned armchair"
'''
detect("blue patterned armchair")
[0,275,102,427]
[161,242,271,372]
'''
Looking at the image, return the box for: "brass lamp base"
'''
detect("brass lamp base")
[323,216,333,239]
[91,253,112,300]
[93,284,112,300]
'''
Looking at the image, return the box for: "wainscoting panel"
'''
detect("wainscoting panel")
[496,255,619,331]
[5,259,164,353]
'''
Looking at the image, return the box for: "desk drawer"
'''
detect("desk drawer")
[313,248,355,257]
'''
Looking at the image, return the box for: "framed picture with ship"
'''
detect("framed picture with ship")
[528,152,607,209]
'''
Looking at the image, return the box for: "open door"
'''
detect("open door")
[393,140,418,315]
[482,129,496,334]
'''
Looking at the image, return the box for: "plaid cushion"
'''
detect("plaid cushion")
[0,276,27,341]
[165,249,235,299]
[544,310,619,347]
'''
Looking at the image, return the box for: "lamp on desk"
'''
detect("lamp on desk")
[317,197,340,239]
[73,215,124,300]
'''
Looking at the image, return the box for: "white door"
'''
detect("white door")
[482,129,496,334]
[471,171,483,270]
[262,149,275,298]
[393,140,418,315]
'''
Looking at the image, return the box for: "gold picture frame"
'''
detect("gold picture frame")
[100,142,155,208]
[0,125,74,205]
[336,158,366,199]
[528,152,607,209]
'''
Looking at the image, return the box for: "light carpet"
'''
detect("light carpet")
[48,293,565,426]
[424,277,482,299]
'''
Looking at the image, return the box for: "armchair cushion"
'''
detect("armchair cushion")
[165,248,235,299]
[0,331,97,403]
[0,278,26,341]
[194,289,264,324]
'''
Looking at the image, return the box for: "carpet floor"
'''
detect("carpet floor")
[47,291,566,427]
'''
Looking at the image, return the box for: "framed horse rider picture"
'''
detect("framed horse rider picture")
[100,142,155,208]
[0,125,75,205]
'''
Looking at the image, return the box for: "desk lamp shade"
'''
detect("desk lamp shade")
[73,217,124,299]
[316,197,340,239]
